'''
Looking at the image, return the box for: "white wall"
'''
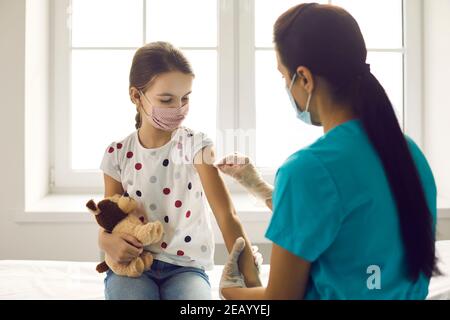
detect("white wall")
[424,0,450,199]
[423,0,450,239]
[25,0,50,207]
[0,0,100,262]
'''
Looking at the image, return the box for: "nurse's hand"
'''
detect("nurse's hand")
[215,153,273,202]
[252,244,263,274]
[219,237,247,299]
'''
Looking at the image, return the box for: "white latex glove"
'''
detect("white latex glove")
[252,245,263,274]
[219,237,247,300]
[215,153,273,202]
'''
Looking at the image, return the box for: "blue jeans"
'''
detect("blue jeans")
[104,259,211,300]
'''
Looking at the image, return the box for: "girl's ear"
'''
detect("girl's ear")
[129,87,141,105]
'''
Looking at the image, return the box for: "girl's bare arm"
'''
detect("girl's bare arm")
[194,146,262,287]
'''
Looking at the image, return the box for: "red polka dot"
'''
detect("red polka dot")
[126,151,133,158]
[117,143,123,149]
[161,242,167,249]
[175,200,182,208]
[177,250,184,256]
[163,188,171,195]
[177,142,183,150]
[186,210,191,218]
[139,216,145,223]
[108,147,114,153]
[135,163,142,170]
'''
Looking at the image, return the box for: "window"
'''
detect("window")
[53,0,218,190]
[253,0,404,168]
[52,0,419,191]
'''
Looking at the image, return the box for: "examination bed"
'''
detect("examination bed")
[1,241,449,300]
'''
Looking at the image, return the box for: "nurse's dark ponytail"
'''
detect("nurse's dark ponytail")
[355,71,438,280]
[274,3,439,281]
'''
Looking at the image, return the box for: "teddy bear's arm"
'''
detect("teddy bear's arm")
[133,221,164,246]
[114,218,163,246]
[113,218,138,236]
[105,254,145,278]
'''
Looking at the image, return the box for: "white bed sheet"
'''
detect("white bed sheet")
[1,241,449,300]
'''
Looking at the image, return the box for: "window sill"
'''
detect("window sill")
[438,196,450,219]
[16,194,450,223]
[16,192,272,223]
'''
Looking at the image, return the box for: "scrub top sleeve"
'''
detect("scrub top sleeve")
[265,150,344,262]
[100,142,121,183]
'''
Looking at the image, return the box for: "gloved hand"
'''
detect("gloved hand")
[215,153,273,202]
[219,237,247,300]
[252,244,263,274]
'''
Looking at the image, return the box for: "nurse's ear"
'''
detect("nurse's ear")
[295,66,315,94]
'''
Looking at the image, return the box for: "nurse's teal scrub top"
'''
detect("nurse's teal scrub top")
[265,119,437,300]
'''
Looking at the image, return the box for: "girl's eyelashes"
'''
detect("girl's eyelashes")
[160,97,190,104]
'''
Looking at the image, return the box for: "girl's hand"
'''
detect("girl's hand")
[215,153,273,202]
[99,231,143,264]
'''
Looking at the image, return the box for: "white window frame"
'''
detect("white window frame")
[52,0,228,192]
[51,0,423,193]
[239,0,424,184]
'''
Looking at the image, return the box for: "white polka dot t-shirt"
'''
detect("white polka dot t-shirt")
[100,127,215,271]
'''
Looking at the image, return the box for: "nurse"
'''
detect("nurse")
[217,3,440,300]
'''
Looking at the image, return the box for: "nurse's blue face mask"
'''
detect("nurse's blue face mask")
[285,73,313,125]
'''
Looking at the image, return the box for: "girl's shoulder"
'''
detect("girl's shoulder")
[175,127,214,162]
[100,131,137,179]
[177,126,211,143]
[105,131,137,151]
[102,131,138,162]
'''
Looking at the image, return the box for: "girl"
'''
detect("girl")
[218,3,440,300]
[98,41,261,300]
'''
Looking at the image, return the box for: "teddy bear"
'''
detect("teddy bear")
[86,193,164,278]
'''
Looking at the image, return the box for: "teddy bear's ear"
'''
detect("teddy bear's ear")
[118,194,137,214]
[109,194,121,203]
[86,199,101,215]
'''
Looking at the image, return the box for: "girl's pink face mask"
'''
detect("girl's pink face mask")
[139,90,189,132]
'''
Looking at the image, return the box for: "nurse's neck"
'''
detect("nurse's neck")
[315,90,357,134]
